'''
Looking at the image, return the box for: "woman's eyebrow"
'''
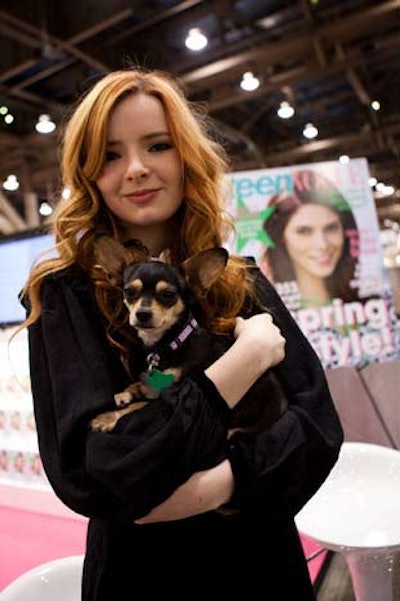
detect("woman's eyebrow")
[293,221,338,231]
[143,131,170,140]
[324,220,342,228]
[106,131,170,146]
[294,225,312,231]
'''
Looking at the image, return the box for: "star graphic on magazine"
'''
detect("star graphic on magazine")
[235,198,276,252]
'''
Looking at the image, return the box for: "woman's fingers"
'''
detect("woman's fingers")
[234,313,286,367]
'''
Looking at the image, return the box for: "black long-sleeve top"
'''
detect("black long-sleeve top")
[27,262,343,601]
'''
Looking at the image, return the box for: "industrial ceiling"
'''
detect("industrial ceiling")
[0,0,399,235]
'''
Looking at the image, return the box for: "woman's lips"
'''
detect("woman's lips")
[123,189,160,203]
[309,252,336,266]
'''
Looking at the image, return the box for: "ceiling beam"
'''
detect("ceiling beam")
[111,0,204,42]
[0,9,136,97]
[0,9,109,73]
[213,119,267,167]
[0,59,37,85]
[318,0,400,41]
[9,58,76,93]
[0,190,27,231]
[203,40,400,112]
[181,37,310,86]
[259,124,400,169]
[67,8,133,46]
[0,213,15,234]
[180,0,400,87]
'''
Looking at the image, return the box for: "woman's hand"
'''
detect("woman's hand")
[205,312,286,409]
[234,313,286,372]
[134,314,285,524]
[135,459,234,524]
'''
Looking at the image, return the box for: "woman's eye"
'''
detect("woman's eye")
[295,227,312,236]
[326,222,342,233]
[149,142,173,153]
[104,150,119,162]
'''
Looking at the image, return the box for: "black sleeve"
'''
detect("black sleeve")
[28,271,228,520]
[225,265,344,524]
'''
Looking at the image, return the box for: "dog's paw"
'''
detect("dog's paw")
[114,391,133,407]
[90,412,119,432]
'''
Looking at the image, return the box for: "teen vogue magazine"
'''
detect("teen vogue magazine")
[225,158,400,369]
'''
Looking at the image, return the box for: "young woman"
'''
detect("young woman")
[261,169,360,307]
[21,69,343,600]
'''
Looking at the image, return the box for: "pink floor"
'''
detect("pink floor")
[0,504,327,591]
[0,505,86,590]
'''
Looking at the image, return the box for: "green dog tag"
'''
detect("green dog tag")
[145,369,175,391]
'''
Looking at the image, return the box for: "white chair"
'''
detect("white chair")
[1,555,83,600]
[295,441,400,601]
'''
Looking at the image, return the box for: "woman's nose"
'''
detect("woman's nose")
[313,231,329,248]
[125,153,149,179]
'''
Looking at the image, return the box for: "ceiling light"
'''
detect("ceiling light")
[62,186,71,200]
[185,28,208,51]
[240,71,260,92]
[39,201,53,216]
[376,184,395,197]
[277,101,295,119]
[339,154,350,164]
[371,100,381,111]
[302,122,318,139]
[35,114,56,134]
[4,114,14,124]
[384,185,395,196]
[2,174,19,191]
[0,106,8,115]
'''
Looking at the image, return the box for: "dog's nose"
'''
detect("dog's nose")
[136,308,153,323]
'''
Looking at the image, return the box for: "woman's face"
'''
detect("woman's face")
[96,92,183,248]
[283,204,345,279]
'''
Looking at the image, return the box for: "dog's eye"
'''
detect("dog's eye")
[124,287,140,303]
[157,289,178,306]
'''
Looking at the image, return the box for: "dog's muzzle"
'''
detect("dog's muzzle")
[135,307,154,328]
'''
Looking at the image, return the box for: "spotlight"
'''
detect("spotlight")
[62,187,71,200]
[302,122,318,139]
[277,101,295,119]
[240,71,260,92]
[39,201,53,216]
[2,174,20,191]
[35,114,56,134]
[185,28,208,51]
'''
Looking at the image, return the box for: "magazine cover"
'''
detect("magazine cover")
[225,158,400,369]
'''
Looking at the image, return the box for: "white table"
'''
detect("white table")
[295,442,400,601]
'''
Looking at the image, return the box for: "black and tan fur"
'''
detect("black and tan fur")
[90,237,287,434]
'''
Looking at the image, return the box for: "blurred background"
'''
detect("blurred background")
[0,0,399,250]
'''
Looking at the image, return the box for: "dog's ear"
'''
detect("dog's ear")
[93,235,133,286]
[181,248,228,298]
[123,238,151,263]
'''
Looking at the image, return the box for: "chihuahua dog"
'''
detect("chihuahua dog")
[90,237,287,435]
